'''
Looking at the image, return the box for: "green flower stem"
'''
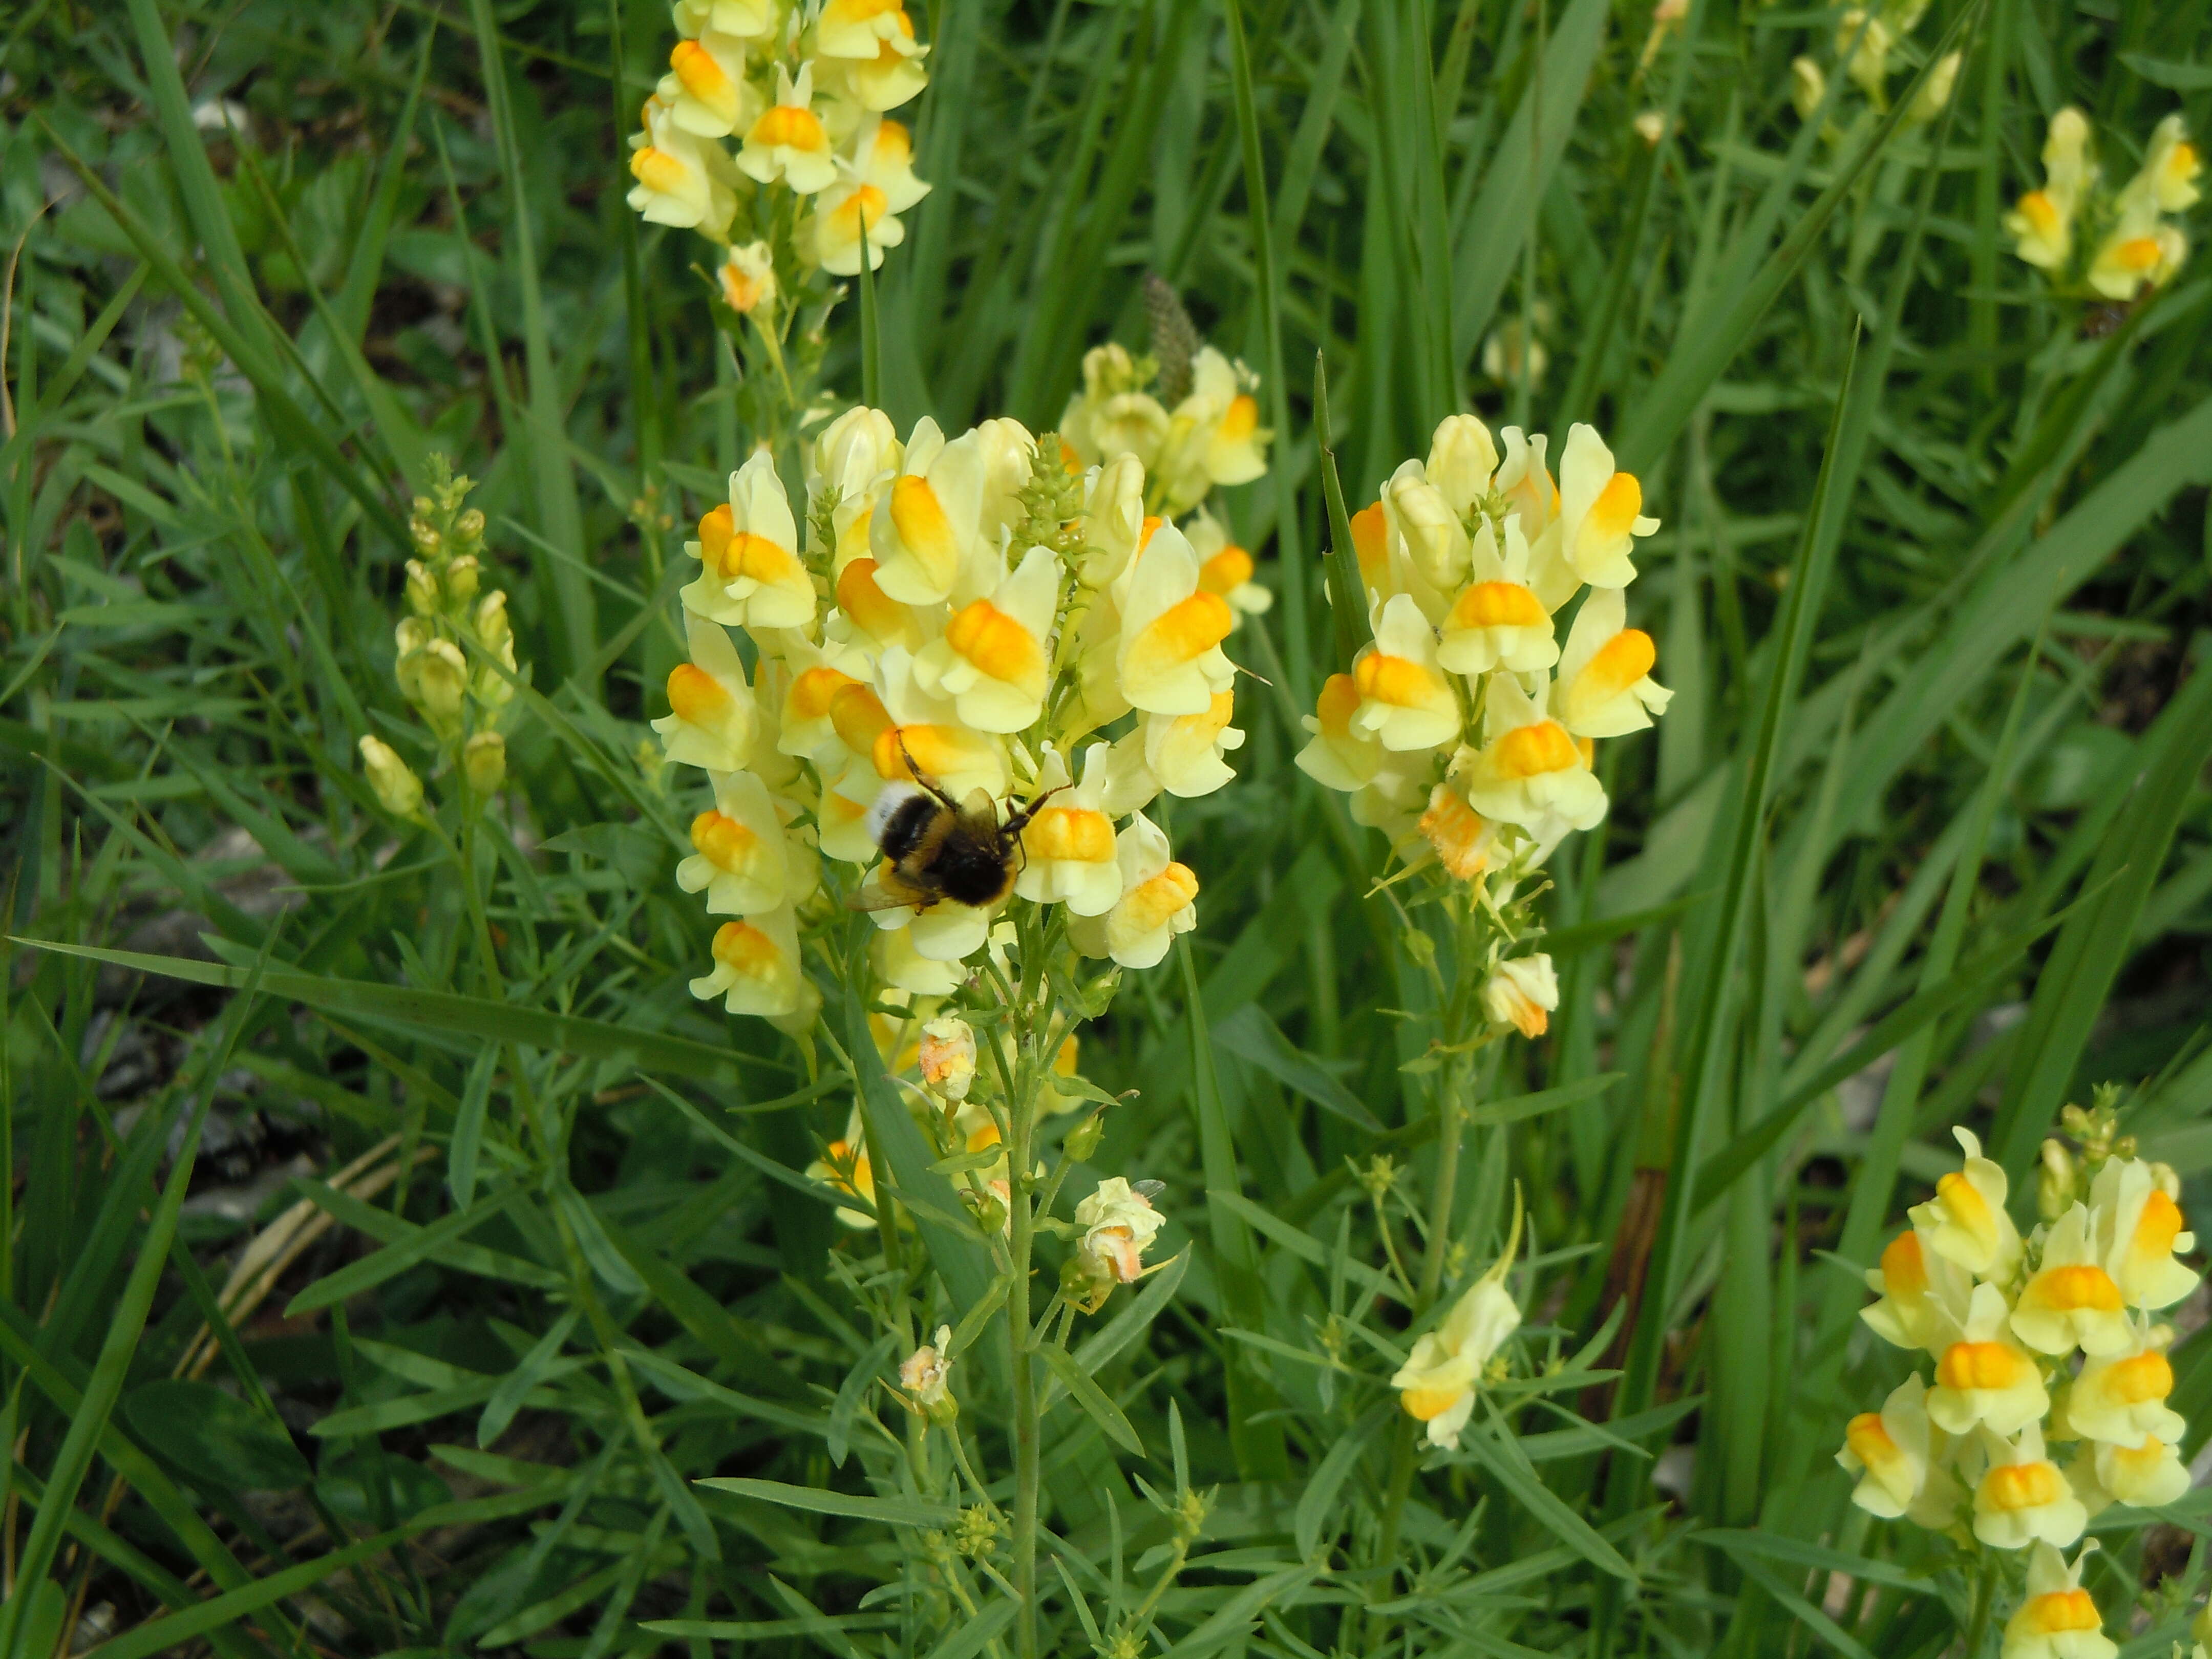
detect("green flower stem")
[999,972,1045,1659]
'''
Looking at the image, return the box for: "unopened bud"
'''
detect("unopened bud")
[918,1016,977,1101]
[454,507,486,544]
[1908,50,1962,124]
[404,559,439,615]
[474,590,512,654]
[2037,1137,2075,1221]
[463,730,507,795]
[1064,1113,1104,1163]
[1789,55,1826,122]
[359,735,423,819]
[445,555,481,606]
[411,518,441,557]
[415,639,469,727]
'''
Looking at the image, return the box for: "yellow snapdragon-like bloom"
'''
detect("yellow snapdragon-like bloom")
[1861,1226,1969,1352]
[737,63,838,194]
[1349,594,1461,752]
[1015,747,1123,917]
[815,0,929,111]
[871,418,986,605]
[2070,1431,2189,1515]
[2011,1204,2131,1357]
[1554,424,1658,590]
[1059,345,1171,474]
[683,451,815,630]
[2001,1544,2114,1659]
[1416,782,1498,881]
[676,768,799,917]
[691,904,814,1023]
[1910,1127,2023,1282]
[1156,348,1269,514]
[914,544,1058,732]
[1457,672,1607,849]
[2064,1328,2183,1448]
[2090,1156,2197,1310]
[1928,1283,2049,1437]
[807,1110,879,1228]
[359,735,424,819]
[1187,513,1272,627]
[1074,1177,1166,1285]
[1116,520,1238,715]
[628,95,739,238]
[662,30,756,139]
[653,615,757,771]
[1392,1207,1523,1451]
[1838,1376,1963,1527]
[812,116,931,275]
[1438,516,1556,676]
[1556,587,1671,738]
[1973,1422,2087,1550]
[1481,955,1558,1039]
[1069,813,1197,969]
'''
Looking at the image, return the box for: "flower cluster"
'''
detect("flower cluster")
[2007,109,2200,302]
[1058,342,1273,521]
[1391,1203,1524,1451]
[655,403,1272,1035]
[1788,0,1961,132]
[359,462,520,818]
[627,0,932,281]
[1841,1120,2201,1658]
[1294,414,1669,1039]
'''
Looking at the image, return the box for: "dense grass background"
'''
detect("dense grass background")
[3,0,2210,1653]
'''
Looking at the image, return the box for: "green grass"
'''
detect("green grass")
[3,0,2211,1655]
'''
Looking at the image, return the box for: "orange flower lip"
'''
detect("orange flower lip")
[1493,720,1580,778]
[1936,1339,2023,1391]
[1450,581,1545,630]
[751,103,827,152]
[1981,1460,2060,1511]
[668,662,732,724]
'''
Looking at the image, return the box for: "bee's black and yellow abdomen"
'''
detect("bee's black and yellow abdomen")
[870,778,1022,910]
[929,823,1019,907]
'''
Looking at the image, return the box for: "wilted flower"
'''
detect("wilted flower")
[1481,955,1558,1038]
[918,1016,977,1100]
[899,1324,957,1422]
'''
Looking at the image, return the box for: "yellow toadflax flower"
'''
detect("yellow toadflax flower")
[1909,1126,2023,1282]
[1392,1203,1524,1451]
[1481,955,1558,1039]
[1927,1282,2049,1437]
[628,95,738,239]
[1860,1225,1969,1352]
[1973,1421,2087,1550]
[2001,1543,2114,1659]
[1836,1375,1960,1526]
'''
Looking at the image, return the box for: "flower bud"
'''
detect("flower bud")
[359,735,423,819]
[918,1016,977,1101]
[1064,1112,1104,1163]
[1908,50,1962,125]
[2037,1137,2076,1221]
[411,517,441,557]
[474,591,512,655]
[404,559,439,615]
[445,555,481,606]
[454,508,486,546]
[414,639,469,728]
[462,730,507,795]
[1790,56,1826,122]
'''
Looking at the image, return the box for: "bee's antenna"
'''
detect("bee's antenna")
[895,729,959,810]
[1000,782,1069,838]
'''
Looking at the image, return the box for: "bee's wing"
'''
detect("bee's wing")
[844,885,921,913]
[1131,1179,1166,1199]
[845,868,932,913]
[957,788,1003,835]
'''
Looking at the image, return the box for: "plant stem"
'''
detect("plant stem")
[1417,1049,1472,1310]
[1962,1552,1997,1657]
[1005,983,1043,1659]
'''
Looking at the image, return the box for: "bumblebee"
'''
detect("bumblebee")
[852,741,1065,912]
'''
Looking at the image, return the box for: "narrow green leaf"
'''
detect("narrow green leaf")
[1037,1344,1144,1456]
[695,1476,954,1528]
